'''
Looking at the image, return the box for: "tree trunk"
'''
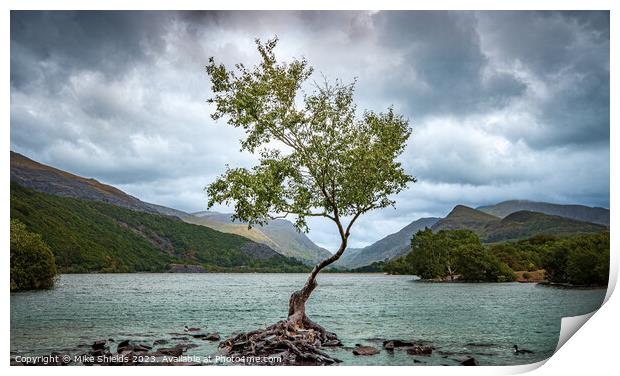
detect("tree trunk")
[286,237,347,329]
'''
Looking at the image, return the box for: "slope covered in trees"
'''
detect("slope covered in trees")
[10,183,309,273]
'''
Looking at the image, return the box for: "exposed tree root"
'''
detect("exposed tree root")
[218,314,342,365]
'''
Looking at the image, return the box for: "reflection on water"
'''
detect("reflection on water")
[10,273,606,365]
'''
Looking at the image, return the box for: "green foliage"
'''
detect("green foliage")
[384,228,608,286]
[350,261,386,273]
[542,232,609,286]
[385,229,515,282]
[10,219,57,291]
[409,229,484,280]
[205,37,413,246]
[454,245,515,282]
[10,183,309,273]
[487,235,557,271]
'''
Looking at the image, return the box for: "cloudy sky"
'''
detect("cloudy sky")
[10,11,610,251]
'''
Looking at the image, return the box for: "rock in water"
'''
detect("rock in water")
[92,339,107,350]
[460,356,479,366]
[203,333,221,341]
[353,345,380,356]
[406,345,433,355]
[383,339,414,350]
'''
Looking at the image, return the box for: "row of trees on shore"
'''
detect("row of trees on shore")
[383,229,609,286]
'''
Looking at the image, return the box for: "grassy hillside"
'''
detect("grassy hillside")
[483,210,607,243]
[477,200,609,226]
[430,205,604,243]
[11,151,157,213]
[432,205,500,232]
[11,152,331,265]
[192,212,332,264]
[183,215,280,250]
[10,183,309,273]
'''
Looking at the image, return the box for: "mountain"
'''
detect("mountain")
[10,151,329,263]
[431,205,500,232]
[10,183,309,273]
[336,217,440,269]
[10,151,159,214]
[192,211,332,263]
[341,204,606,269]
[477,200,609,226]
[482,210,607,243]
[432,205,605,243]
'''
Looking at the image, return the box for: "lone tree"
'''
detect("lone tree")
[206,38,414,364]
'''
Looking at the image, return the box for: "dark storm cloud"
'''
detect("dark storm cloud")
[370,11,527,117]
[11,11,170,91]
[10,11,609,250]
[477,11,609,149]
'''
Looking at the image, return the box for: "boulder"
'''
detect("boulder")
[353,345,380,356]
[156,347,184,357]
[116,340,131,352]
[406,345,433,355]
[203,333,221,341]
[460,356,479,366]
[132,344,151,352]
[92,340,107,350]
[322,339,343,347]
[153,339,168,346]
[383,339,414,350]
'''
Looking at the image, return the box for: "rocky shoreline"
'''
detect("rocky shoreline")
[10,325,520,366]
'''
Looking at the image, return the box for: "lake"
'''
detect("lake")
[10,273,606,366]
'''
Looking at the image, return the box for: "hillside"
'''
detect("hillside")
[10,183,309,273]
[431,205,500,232]
[477,200,609,226]
[348,205,607,270]
[336,217,440,269]
[10,151,329,263]
[432,205,605,243]
[482,210,607,243]
[11,151,158,214]
[192,211,332,263]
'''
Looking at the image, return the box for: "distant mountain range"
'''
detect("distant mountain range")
[337,203,608,269]
[10,151,329,264]
[335,217,440,269]
[191,211,332,263]
[477,200,609,226]
[432,205,606,243]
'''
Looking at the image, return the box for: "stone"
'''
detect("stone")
[132,344,151,352]
[460,356,479,366]
[92,340,107,350]
[322,339,342,347]
[406,345,433,355]
[353,345,380,356]
[383,339,414,350]
[203,333,221,341]
[116,340,131,352]
[156,347,184,357]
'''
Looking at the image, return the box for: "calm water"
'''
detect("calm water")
[10,273,606,366]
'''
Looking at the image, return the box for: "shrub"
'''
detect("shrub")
[10,219,57,291]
